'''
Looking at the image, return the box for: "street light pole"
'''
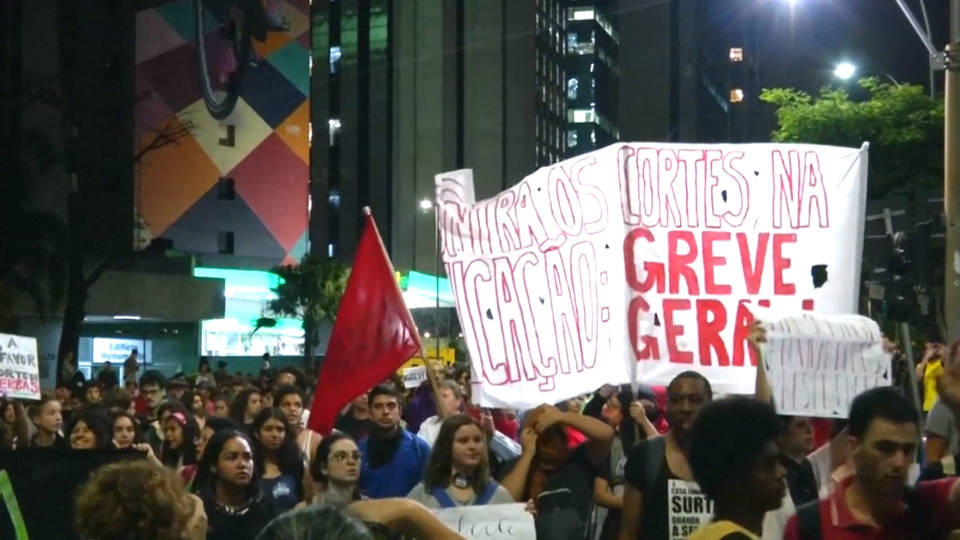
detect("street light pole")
[945,0,960,340]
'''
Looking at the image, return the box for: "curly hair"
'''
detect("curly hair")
[230,387,262,424]
[75,461,195,540]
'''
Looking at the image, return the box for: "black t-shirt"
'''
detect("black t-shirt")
[335,413,375,442]
[781,455,818,507]
[202,492,274,540]
[624,438,678,540]
[501,444,599,540]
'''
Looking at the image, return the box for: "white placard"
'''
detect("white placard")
[0,333,41,400]
[668,479,713,540]
[433,503,535,540]
[402,366,428,389]
[759,310,891,418]
[436,142,868,407]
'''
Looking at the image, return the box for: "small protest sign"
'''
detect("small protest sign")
[759,311,890,418]
[667,479,713,540]
[0,334,40,400]
[433,503,535,540]
[402,366,428,389]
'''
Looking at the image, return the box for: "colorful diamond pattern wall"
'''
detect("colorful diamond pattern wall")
[134,0,310,265]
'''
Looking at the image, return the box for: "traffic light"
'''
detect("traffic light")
[884,231,917,322]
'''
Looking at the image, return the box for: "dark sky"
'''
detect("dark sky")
[754,0,950,95]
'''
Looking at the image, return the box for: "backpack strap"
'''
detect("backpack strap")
[475,481,501,505]
[795,499,823,540]
[431,487,458,508]
[643,436,667,498]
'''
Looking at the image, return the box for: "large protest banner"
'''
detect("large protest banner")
[436,143,868,406]
[758,311,890,418]
[0,333,40,401]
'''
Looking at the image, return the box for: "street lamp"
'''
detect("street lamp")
[419,198,433,211]
[833,62,856,80]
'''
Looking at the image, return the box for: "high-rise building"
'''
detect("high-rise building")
[619,0,760,143]
[564,0,620,157]
[310,1,567,273]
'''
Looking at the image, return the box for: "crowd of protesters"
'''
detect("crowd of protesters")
[3,335,960,539]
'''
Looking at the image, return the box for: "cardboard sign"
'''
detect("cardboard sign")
[433,503,535,540]
[401,366,428,389]
[759,311,890,418]
[668,479,713,540]
[436,143,868,406]
[0,334,40,400]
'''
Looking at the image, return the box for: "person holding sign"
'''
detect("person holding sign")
[686,397,786,540]
[619,371,713,540]
[784,386,960,539]
[407,414,514,508]
[499,402,614,540]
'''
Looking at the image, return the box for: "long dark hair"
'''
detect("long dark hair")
[229,387,260,424]
[251,407,304,480]
[192,429,261,501]
[161,403,199,467]
[423,414,490,492]
[65,408,113,450]
[110,410,143,446]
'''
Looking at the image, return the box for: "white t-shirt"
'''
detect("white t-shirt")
[418,415,443,447]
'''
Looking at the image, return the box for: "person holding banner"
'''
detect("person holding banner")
[66,408,113,450]
[407,414,514,508]
[619,371,713,540]
[499,402,614,540]
[28,394,64,448]
[687,397,786,540]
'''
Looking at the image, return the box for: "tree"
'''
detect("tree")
[760,77,943,199]
[269,255,349,365]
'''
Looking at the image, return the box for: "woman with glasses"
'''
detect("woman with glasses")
[310,432,364,505]
[407,414,513,508]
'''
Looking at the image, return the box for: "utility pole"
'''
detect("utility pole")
[946,0,960,341]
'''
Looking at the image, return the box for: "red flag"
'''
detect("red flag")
[308,209,422,435]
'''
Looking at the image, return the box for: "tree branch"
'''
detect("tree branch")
[133,117,194,163]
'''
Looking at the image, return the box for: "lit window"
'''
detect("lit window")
[329,46,342,73]
[327,243,335,258]
[567,77,578,100]
[569,108,595,123]
[729,47,743,62]
[568,7,593,21]
[730,88,744,103]
[328,189,341,208]
[568,130,578,148]
[328,118,341,143]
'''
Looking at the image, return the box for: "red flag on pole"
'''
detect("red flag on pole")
[307,208,422,435]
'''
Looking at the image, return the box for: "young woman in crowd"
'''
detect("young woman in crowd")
[229,387,263,435]
[310,432,364,505]
[183,389,209,432]
[213,394,230,418]
[66,408,113,450]
[112,410,140,449]
[275,385,321,464]
[75,460,207,540]
[192,429,273,540]
[1,398,29,449]
[198,417,237,460]
[252,407,312,515]
[407,414,514,508]
[28,394,64,448]
[161,404,200,483]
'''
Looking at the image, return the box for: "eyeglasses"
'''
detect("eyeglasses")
[331,451,361,463]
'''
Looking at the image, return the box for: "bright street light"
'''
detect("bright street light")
[419,199,433,211]
[834,62,856,80]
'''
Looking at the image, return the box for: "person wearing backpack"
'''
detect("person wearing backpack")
[784,385,960,540]
[619,371,713,540]
[407,414,514,508]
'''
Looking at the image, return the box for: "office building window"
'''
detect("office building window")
[217,231,235,254]
[217,178,235,200]
[730,88,744,103]
[729,47,743,62]
[330,46,342,73]
[218,125,236,147]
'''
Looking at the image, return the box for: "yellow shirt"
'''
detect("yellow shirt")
[924,359,943,412]
[687,520,760,540]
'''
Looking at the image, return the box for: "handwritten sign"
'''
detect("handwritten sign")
[759,311,890,418]
[401,366,428,389]
[668,479,713,540]
[0,333,40,400]
[433,503,535,540]
[436,143,868,406]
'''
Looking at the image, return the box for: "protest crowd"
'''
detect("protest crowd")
[1,333,960,540]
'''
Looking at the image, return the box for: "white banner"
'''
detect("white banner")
[758,310,890,418]
[436,143,868,406]
[433,503,535,540]
[0,333,41,400]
